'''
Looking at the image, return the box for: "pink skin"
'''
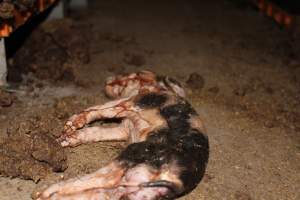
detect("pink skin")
[57,71,182,147]
[36,162,170,200]
[35,71,188,200]
[105,70,185,99]
[105,71,160,99]
[57,96,159,147]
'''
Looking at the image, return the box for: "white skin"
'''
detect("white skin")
[35,71,198,200]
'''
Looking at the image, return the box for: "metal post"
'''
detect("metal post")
[0,38,7,86]
[48,0,66,19]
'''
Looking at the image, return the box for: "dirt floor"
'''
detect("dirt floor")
[1,0,300,199]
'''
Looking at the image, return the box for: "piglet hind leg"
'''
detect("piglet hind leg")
[34,160,175,200]
[62,98,130,134]
[34,139,187,200]
[34,161,125,200]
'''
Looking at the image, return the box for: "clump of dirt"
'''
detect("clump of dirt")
[52,96,91,122]
[0,89,15,107]
[207,86,220,94]
[186,72,205,90]
[99,32,137,47]
[0,119,67,182]
[123,52,146,67]
[9,18,90,83]
[232,87,248,97]
[234,191,252,200]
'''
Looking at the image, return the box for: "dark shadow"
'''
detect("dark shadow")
[270,0,300,14]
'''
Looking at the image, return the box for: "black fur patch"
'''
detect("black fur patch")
[117,128,209,197]
[156,75,166,83]
[176,130,209,194]
[160,102,197,134]
[160,101,197,119]
[119,96,209,198]
[136,93,168,108]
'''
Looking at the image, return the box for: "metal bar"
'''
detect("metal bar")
[48,0,66,19]
[0,38,7,86]
[69,0,88,9]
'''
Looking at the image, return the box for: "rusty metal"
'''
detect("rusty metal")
[253,0,299,32]
[0,0,58,37]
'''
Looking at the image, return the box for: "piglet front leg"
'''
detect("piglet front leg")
[57,119,133,147]
[57,97,135,147]
[61,98,130,134]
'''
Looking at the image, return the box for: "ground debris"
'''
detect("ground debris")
[207,86,220,94]
[10,18,90,83]
[0,89,15,107]
[233,87,248,97]
[234,191,252,200]
[0,119,67,182]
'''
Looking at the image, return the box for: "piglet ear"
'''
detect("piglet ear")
[164,77,186,98]
[139,180,183,198]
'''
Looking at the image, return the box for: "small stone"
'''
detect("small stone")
[264,120,275,128]
[234,191,252,200]
[208,86,220,94]
[264,86,274,95]
[233,87,247,96]
[0,89,14,107]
